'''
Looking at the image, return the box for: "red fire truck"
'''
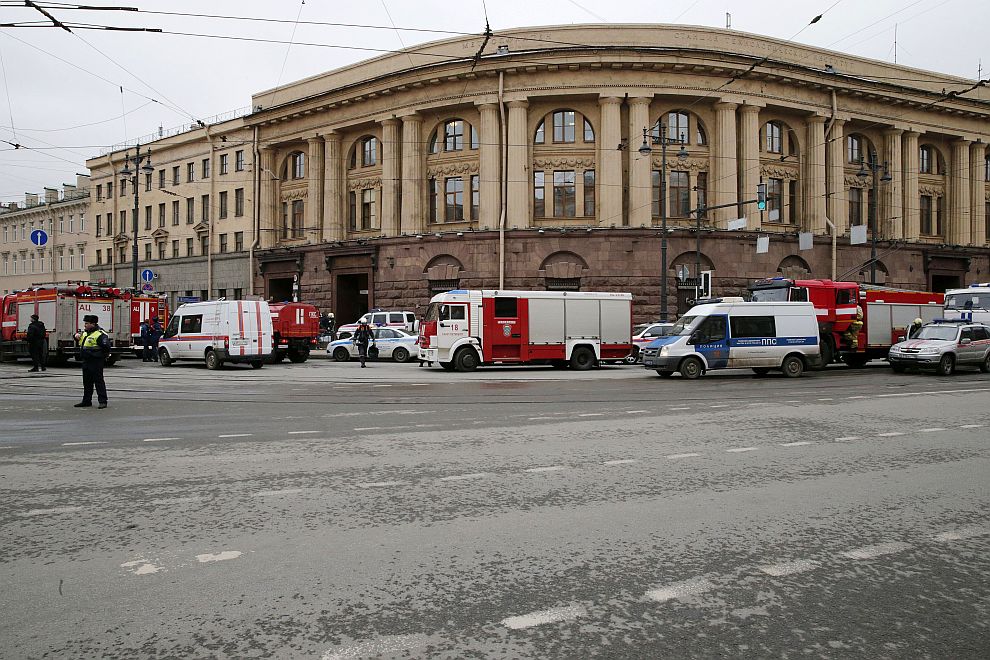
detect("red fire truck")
[269,302,320,363]
[0,284,134,365]
[747,278,943,367]
[418,289,633,371]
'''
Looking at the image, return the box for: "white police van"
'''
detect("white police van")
[158,299,274,370]
[640,299,822,378]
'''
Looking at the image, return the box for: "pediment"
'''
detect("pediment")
[192,221,210,234]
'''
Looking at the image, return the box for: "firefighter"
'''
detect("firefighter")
[74,314,111,409]
[353,321,374,368]
[844,306,864,350]
[26,314,47,372]
[908,317,924,339]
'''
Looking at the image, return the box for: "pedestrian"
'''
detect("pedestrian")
[908,317,924,339]
[149,317,163,361]
[140,318,152,362]
[74,314,111,409]
[353,321,374,368]
[26,314,47,372]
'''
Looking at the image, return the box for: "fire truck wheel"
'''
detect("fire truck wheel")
[570,346,596,371]
[205,350,223,371]
[158,348,173,367]
[391,347,410,363]
[679,357,703,379]
[980,353,990,373]
[936,354,955,376]
[454,348,479,372]
[818,337,833,369]
[781,355,804,378]
[288,350,309,363]
[251,361,264,369]
[270,352,285,364]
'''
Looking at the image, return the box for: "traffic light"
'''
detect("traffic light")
[756,182,768,210]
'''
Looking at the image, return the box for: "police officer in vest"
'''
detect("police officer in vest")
[74,314,111,409]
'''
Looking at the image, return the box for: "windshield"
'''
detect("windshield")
[914,326,958,341]
[424,303,440,322]
[749,287,790,302]
[944,293,988,310]
[670,315,699,336]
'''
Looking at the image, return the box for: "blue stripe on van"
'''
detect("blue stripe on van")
[729,336,818,347]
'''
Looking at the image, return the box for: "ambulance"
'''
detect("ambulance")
[942,283,990,325]
[158,300,273,370]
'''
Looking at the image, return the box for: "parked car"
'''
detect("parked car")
[336,310,419,335]
[626,322,676,363]
[888,319,990,375]
[326,327,419,363]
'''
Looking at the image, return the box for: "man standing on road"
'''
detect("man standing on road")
[140,318,152,362]
[26,314,47,372]
[149,317,163,362]
[353,321,373,368]
[74,314,111,409]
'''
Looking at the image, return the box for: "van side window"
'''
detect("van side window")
[179,315,202,334]
[693,316,726,343]
[494,297,517,318]
[372,313,387,325]
[447,305,466,320]
[730,316,776,338]
[389,313,404,324]
[835,288,856,305]
[164,316,179,338]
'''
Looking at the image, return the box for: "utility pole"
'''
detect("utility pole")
[120,145,154,291]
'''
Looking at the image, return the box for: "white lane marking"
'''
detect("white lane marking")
[322,633,431,660]
[438,473,487,482]
[847,395,868,400]
[709,404,730,409]
[0,446,19,450]
[195,551,242,563]
[645,578,714,603]
[666,452,701,459]
[528,417,555,421]
[785,400,802,403]
[780,441,813,447]
[878,432,906,437]
[726,447,758,453]
[669,406,691,411]
[501,604,587,630]
[834,436,860,441]
[817,398,834,401]
[934,526,990,542]
[62,441,106,446]
[960,424,984,429]
[287,430,319,435]
[372,385,391,388]
[253,489,303,497]
[524,465,566,473]
[918,428,946,433]
[353,427,383,431]
[578,413,604,417]
[840,541,912,560]
[121,560,162,575]
[625,409,649,414]
[218,433,253,438]
[18,506,84,517]
[604,459,639,466]
[356,481,404,488]
[142,437,179,442]
[758,559,819,577]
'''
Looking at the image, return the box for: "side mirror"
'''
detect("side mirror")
[960,338,972,345]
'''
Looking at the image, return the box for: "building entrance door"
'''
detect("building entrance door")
[335,273,369,325]
[931,274,962,293]
[267,277,294,302]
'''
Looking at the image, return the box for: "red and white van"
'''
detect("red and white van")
[158,300,273,370]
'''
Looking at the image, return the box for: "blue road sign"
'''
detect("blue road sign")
[177,296,200,303]
[30,229,48,247]
[141,268,155,282]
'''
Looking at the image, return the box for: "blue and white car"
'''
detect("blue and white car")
[326,327,419,363]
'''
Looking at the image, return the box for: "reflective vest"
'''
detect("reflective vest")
[79,329,107,348]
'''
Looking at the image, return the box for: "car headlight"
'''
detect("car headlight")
[889,347,899,354]
[659,346,669,357]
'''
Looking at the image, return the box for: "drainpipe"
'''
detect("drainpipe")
[205,126,216,297]
[498,70,507,290]
[250,125,261,296]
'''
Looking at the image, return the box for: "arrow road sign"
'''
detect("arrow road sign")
[141,268,155,282]
[30,229,48,247]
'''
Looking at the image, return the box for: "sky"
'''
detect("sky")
[0,0,986,203]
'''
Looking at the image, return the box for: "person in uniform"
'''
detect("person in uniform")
[353,321,374,368]
[908,317,924,339]
[26,314,47,372]
[140,319,152,362]
[74,314,111,409]
[149,317,163,362]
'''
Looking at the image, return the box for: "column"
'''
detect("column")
[901,131,920,240]
[307,137,324,242]
[477,102,501,230]
[737,105,761,229]
[949,139,971,246]
[259,147,277,248]
[970,142,986,245]
[380,118,401,237]
[713,101,738,225]
[627,97,652,227]
[323,132,343,242]
[882,128,903,240]
[400,114,424,234]
[826,119,847,233]
[598,96,623,226]
[506,100,530,229]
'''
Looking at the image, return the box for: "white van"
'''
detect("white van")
[158,300,273,370]
[640,299,822,378]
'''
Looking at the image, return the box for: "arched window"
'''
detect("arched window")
[765,122,783,154]
[427,119,478,154]
[696,124,707,146]
[428,132,439,154]
[667,111,689,142]
[444,119,464,151]
[583,118,595,143]
[362,137,378,167]
[553,110,576,143]
[470,124,479,149]
[920,145,933,174]
[534,120,545,145]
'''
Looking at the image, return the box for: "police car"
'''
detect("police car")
[326,327,419,363]
[887,319,990,375]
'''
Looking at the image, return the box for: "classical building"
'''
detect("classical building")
[0,177,91,294]
[85,115,256,310]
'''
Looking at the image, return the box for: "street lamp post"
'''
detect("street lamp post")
[638,125,687,321]
[120,144,154,291]
[856,153,892,285]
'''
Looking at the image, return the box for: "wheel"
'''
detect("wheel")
[936,354,954,376]
[818,337,833,370]
[781,355,804,378]
[439,361,455,371]
[251,361,264,369]
[891,364,906,373]
[270,352,285,364]
[752,367,770,376]
[391,346,410,363]
[569,346,596,371]
[288,349,309,363]
[980,352,990,374]
[158,348,173,367]
[679,356,703,379]
[205,350,222,370]
[332,347,351,362]
[454,348,479,372]
[656,370,674,378]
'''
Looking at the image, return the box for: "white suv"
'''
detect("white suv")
[888,320,990,375]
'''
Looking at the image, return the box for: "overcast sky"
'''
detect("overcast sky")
[0,0,986,203]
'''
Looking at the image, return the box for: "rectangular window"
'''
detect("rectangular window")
[201,194,210,221]
[219,154,228,175]
[534,171,545,217]
[95,215,102,237]
[849,187,863,226]
[235,188,244,217]
[445,177,464,221]
[217,288,226,300]
[79,251,85,269]
[935,195,944,235]
[470,175,479,221]
[120,178,127,196]
[235,150,245,171]
[494,297,518,318]
[107,181,113,198]
[187,197,195,224]
[172,200,180,226]
[234,287,243,299]
[96,184,103,200]
[120,210,127,234]
[144,205,152,231]
[730,315,776,338]
[583,170,595,217]
[767,178,783,220]
[291,199,303,237]
[187,162,195,182]
[553,111,575,143]
[106,214,112,235]
[158,169,165,189]
[219,191,228,219]
[920,195,932,235]
[920,147,931,174]
[847,136,861,164]
[788,180,798,225]
[361,189,375,230]
[235,232,244,251]
[172,166,180,185]
[172,240,179,258]
[118,247,126,263]
[651,170,661,217]
[348,191,357,230]
[59,216,65,234]
[444,120,464,151]
[553,170,576,217]
[145,172,152,192]
[95,250,101,266]
[200,234,209,256]
[158,203,165,228]
[79,214,85,233]
[106,248,111,264]
[669,171,690,217]
[180,315,203,334]
[144,243,152,261]
[429,178,439,223]
[219,234,228,253]
[158,243,166,260]
[186,237,194,256]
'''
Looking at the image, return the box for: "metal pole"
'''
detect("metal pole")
[659,124,668,321]
[131,145,140,291]
[695,204,702,300]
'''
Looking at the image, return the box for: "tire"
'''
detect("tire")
[936,354,954,377]
[891,364,906,373]
[205,349,221,370]
[980,352,990,374]
[332,347,351,362]
[270,352,285,364]
[251,361,264,369]
[570,346,596,371]
[781,355,804,378]
[158,348,173,367]
[288,350,309,363]
[752,367,770,376]
[679,356,703,379]
[454,348,479,372]
[818,337,833,370]
[392,346,410,363]
[439,361,455,371]
[656,370,674,378]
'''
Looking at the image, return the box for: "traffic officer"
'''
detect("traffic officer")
[74,314,111,409]
[353,321,374,368]
[26,313,47,372]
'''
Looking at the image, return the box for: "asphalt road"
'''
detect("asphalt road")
[1,358,988,658]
